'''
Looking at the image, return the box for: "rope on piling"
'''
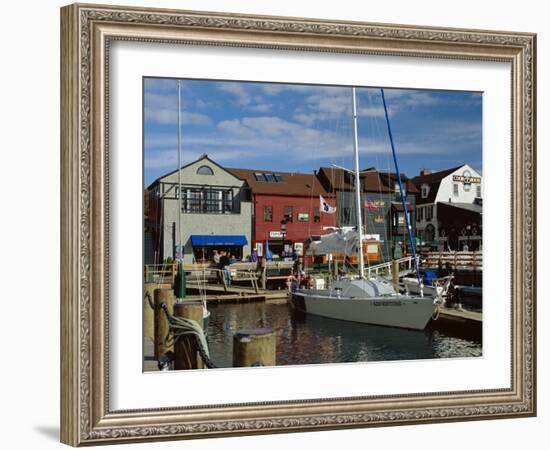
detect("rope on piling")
[144,291,154,309]
[431,302,441,321]
[160,303,217,369]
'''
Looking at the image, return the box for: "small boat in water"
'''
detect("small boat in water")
[291,87,440,330]
[401,270,453,300]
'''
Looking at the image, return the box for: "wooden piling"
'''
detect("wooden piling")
[391,260,400,285]
[261,262,267,290]
[154,288,175,360]
[173,301,204,370]
[233,328,276,367]
[143,282,157,341]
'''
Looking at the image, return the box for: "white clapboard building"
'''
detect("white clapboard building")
[412,164,482,251]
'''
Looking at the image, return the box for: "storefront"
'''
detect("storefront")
[190,234,248,263]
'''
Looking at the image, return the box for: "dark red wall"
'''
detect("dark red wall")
[253,194,337,244]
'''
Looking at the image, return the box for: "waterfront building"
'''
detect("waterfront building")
[226,168,336,258]
[146,155,252,264]
[412,164,482,251]
[317,167,418,261]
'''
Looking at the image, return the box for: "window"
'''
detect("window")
[453,183,459,196]
[223,190,233,212]
[182,188,235,214]
[421,185,429,199]
[274,173,284,182]
[297,212,309,222]
[284,206,293,223]
[418,207,424,221]
[476,184,482,198]
[185,189,202,213]
[264,206,273,222]
[196,165,214,175]
[396,212,405,227]
[394,182,400,193]
[264,173,276,182]
[254,173,265,181]
[204,189,222,213]
[340,207,352,225]
[426,206,434,220]
[367,244,378,254]
[313,207,320,223]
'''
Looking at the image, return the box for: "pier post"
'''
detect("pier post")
[173,301,204,370]
[392,260,400,285]
[154,288,175,360]
[261,260,267,290]
[233,328,276,367]
[143,282,157,341]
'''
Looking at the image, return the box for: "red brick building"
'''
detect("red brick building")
[227,168,337,258]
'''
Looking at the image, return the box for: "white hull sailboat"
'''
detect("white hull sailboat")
[291,87,439,330]
[292,280,437,330]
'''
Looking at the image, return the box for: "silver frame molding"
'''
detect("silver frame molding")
[60,3,536,446]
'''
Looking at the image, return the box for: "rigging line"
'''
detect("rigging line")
[367,89,391,265]
[380,88,421,283]
[177,80,183,263]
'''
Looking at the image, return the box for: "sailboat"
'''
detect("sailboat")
[290,87,439,330]
[174,80,211,328]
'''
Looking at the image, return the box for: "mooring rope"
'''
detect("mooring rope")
[144,291,154,309]
[431,302,441,321]
[160,303,217,369]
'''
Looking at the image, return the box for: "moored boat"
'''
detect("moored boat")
[293,87,439,330]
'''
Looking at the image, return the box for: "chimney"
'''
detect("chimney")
[420,169,432,176]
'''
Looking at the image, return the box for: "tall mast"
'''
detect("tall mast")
[352,87,365,279]
[177,80,182,259]
[380,88,421,284]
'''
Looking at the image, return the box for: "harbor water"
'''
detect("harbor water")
[205,301,482,368]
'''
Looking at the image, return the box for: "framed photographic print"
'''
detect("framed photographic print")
[60,3,536,446]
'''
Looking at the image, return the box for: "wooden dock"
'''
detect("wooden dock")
[432,306,482,334]
[185,284,288,303]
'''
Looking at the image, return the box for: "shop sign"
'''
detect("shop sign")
[374,215,385,224]
[269,231,286,238]
[453,170,481,192]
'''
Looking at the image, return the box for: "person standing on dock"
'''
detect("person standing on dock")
[212,249,221,283]
[212,249,220,266]
[219,251,231,286]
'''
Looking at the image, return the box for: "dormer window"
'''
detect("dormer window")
[196,165,214,175]
[421,184,429,199]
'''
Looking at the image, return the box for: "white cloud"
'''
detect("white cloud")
[248,103,274,113]
[143,91,212,125]
[218,83,252,106]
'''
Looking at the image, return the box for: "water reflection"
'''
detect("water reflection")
[206,302,482,368]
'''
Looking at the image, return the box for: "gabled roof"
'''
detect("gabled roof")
[146,154,239,190]
[317,167,418,194]
[411,165,464,205]
[226,168,332,197]
[411,166,463,185]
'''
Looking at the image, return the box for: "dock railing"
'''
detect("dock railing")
[366,255,417,278]
[423,251,483,271]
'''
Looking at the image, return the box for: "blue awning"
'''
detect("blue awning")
[191,235,248,247]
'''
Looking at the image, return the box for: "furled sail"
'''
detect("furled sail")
[306,229,358,256]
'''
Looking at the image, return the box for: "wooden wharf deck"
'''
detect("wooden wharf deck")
[432,306,482,334]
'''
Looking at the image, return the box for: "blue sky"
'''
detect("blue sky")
[144,78,482,187]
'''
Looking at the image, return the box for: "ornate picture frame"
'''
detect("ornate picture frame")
[60,3,536,446]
